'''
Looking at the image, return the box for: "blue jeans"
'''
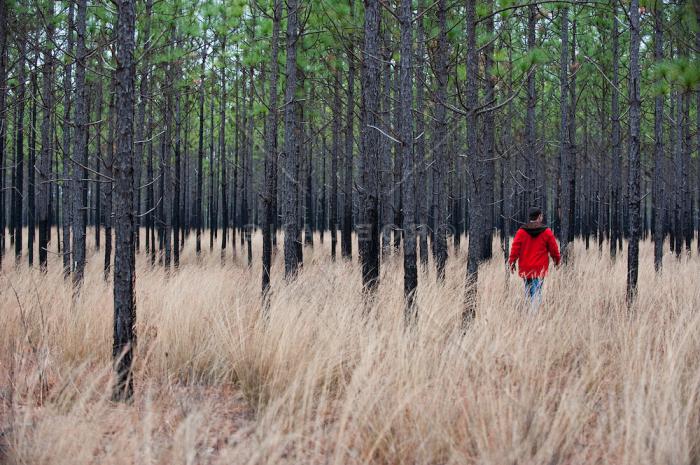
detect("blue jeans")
[524,278,543,308]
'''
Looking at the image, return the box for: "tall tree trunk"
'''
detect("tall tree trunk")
[673,91,682,258]
[525,5,538,205]
[61,1,74,276]
[220,37,228,259]
[134,0,152,254]
[416,0,428,267]
[208,94,215,252]
[626,0,641,304]
[481,0,496,260]
[245,64,254,267]
[330,71,340,260]
[94,69,103,253]
[380,38,392,257]
[196,48,206,255]
[464,0,480,323]
[359,0,381,291]
[282,0,301,278]
[147,108,155,266]
[112,0,137,401]
[28,50,37,266]
[399,0,417,314]
[432,0,448,280]
[13,37,26,263]
[38,5,54,271]
[72,0,88,287]
[568,19,577,248]
[173,90,181,268]
[262,0,280,295]
[342,45,354,260]
[610,3,622,259]
[558,7,572,262]
[653,3,664,271]
[104,85,114,279]
[0,0,6,267]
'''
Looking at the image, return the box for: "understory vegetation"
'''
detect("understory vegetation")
[2,231,699,465]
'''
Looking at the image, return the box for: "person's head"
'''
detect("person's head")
[528,207,543,223]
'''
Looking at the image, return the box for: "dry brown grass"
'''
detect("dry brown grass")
[1,229,699,464]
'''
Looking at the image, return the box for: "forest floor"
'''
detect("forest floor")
[1,230,700,465]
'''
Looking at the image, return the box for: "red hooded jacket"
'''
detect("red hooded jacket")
[508,222,561,278]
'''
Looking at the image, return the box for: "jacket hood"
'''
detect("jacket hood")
[520,221,548,237]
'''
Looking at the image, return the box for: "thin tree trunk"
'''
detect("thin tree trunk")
[610,4,622,259]
[13,37,26,263]
[262,0,280,295]
[558,7,572,262]
[60,1,74,276]
[330,71,340,260]
[626,0,641,304]
[134,0,152,254]
[104,85,114,279]
[282,0,301,278]
[481,0,496,260]
[525,5,537,205]
[196,48,206,255]
[220,37,228,259]
[38,5,54,271]
[72,0,88,287]
[653,3,664,271]
[399,0,417,314]
[0,0,7,267]
[28,49,37,266]
[359,0,381,291]
[416,0,428,267]
[432,0,448,280]
[464,0,480,324]
[342,45,354,260]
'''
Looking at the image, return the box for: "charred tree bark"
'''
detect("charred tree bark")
[13,37,26,263]
[525,5,537,205]
[610,4,622,259]
[134,0,152,254]
[432,0,448,281]
[626,0,641,304]
[196,48,206,256]
[0,0,6,267]
[282,0,301,278]
[220,37,228,259]
[38,6,54,271]
[464,0,480,324]
[481,0,496,260]
[399,0,416,315]
[112,0,137,401]
[28,50,37,266]
[416,0,428,267]
[341,46,354,260]
[104,85,115,279]
[330,71,340,260]
[359,0,381,291]
[653,4,664,271]
[262,0,281,295]
[558,7,572,262]
[72,0,88,287]
[61,1,74,276]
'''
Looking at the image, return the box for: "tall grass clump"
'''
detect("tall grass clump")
[1,229,699,464]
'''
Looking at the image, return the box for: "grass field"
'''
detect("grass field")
[1,230,699,464]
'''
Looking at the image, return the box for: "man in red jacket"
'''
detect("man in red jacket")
[508,207,561,305]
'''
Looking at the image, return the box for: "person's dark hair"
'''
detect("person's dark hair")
[528,207,543,221]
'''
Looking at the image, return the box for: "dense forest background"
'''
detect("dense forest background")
[0,0,699,367]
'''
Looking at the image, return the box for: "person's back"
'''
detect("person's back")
[508,207,560,306]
